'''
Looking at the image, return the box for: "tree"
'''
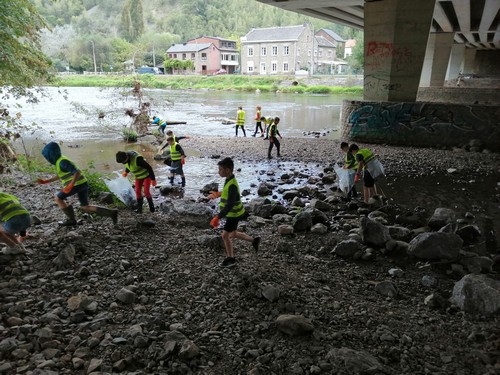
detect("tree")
[0,0,52,88]
[347,32,364,74]
[120,0,144,42]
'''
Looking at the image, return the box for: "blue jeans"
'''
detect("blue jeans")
[2,213,31,234]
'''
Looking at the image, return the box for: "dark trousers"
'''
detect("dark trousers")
[347,185,358,200]
[268,138,280,157]
[235,125,246,137]
[253,122,263,135]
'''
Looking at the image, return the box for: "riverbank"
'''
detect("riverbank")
[53,74,364,94]
[1,136,499,374]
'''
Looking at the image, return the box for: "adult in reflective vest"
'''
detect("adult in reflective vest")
[166,137,186,187]
[38,141,118,226]
[116,150,157,213]
[252,106,263,137]
[0,192,31,253]
[151,116,167,134]
[235,106,246,137]
[349,144,377,204]
[208,157,260,267]
[267,117,282,159]
[340,142,358,201]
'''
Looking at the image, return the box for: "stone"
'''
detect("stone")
[460,256,493,274]
[428,208,456,230]
[326,347,389,373]
[360,217,391,247]
[253,204,273,219]
[333,239,363,258]
[179,340,200,359]
[450,274,500,315]
[456,225,481,244]
[275,315,314,336]
[261,284,280,302]
[375,281,398,298]
[283,190,300,200]
[291,196,305,207]
[292,211,312,232]
[310,199,333,212]
[408,232,463,260]
[387,225,412,241]
[160,200,213,228]
[116,288,136,304]
[53,245,76,268]
[421,275,438,288]
[87,358,102,373]
[277,225,294,236]
[388,268,404,278]
[257,183,272,196]
[272,214,293,225]
[310,223,328,234]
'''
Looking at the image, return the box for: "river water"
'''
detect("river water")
[8,86,360,197]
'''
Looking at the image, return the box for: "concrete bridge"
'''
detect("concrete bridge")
[256,0,500,151]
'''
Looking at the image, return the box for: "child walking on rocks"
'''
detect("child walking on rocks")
[208,157,260,267]
[38,142,118,226]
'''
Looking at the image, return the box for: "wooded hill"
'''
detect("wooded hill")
[35,0,361,73]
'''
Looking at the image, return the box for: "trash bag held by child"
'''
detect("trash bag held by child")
[334,164,355,194]
[366,157,385,179]
[105,173,136,207]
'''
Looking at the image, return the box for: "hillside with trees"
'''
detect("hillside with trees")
[35,0,362,73]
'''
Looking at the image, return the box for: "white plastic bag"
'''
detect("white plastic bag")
[366,158,385,179]
[334,164,355,194]
[105,173,136,207]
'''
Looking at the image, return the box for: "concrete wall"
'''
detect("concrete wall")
[341,100,500,151]
[418,87,500,105]
[475,50,500,76]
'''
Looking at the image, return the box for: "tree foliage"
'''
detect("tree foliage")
[0,0,53,88]
[120,0,144,42]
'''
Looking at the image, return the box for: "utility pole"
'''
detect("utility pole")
[91,41,97,74]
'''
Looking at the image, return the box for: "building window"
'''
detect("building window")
[283,62,289,72]
[231,55,236,61]
[173,54,177,58]
[201,53,207,60]
[248,47,254,57]
[271,62,277,72]
[272,46,278,56]
[191,53,195,59]
[283,46,289,55]
[248,61,254,73]
[261,47,267,56]
[182,53,186,60]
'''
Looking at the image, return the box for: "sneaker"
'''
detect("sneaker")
[267,155,272,159]
[252,237,261,252]
[220,257,237,267]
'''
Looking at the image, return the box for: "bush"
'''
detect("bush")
[122,128,138,142]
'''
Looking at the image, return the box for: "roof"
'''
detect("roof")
[318,28,345,42]
[187,36,237,43]
[243,25,307,42]
[167,43,212,53]
[315,35,336,48]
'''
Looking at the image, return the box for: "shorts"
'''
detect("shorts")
[223,217,240,232]
[2,213,31,234]
[170,160,184,175]
[56,182,90,206]
[363,170,376,188]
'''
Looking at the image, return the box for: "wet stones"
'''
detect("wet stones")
[333,239,363,259]
[360,217,391,247]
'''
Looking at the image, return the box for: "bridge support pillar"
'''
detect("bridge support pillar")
[363,0,435,101]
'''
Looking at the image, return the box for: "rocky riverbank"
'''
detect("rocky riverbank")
[1,137,499,375]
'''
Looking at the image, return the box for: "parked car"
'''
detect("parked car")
[137,66,160,75]
[214,68,227,75]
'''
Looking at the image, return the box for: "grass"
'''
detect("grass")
[53,74,363,95]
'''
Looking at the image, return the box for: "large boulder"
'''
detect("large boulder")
[333,239,363,258]
[450,274,500,315]
[360,217,391,247]
[408,232,463,260]
[292,211,312,232]
[428,208,457,230]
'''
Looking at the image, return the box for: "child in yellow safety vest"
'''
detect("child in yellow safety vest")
[349,144,377,204]
[208,157,260,267]
[166,137,187,187]
[38,141,118,226]
[0,192,31,254]
[340,142,358,201]
[235,106,246,137]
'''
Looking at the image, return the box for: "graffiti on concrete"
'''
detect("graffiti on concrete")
[365,41,421,73]
[345,101,499,149]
